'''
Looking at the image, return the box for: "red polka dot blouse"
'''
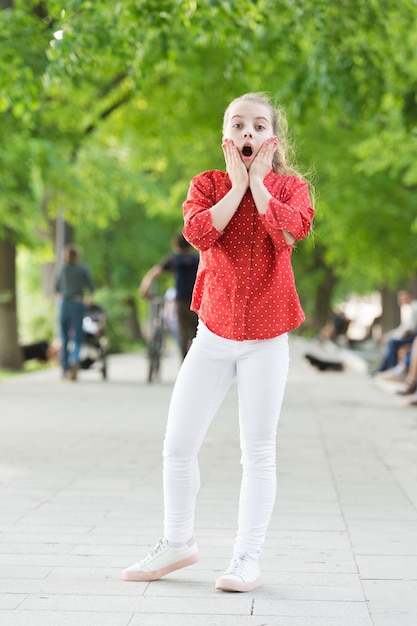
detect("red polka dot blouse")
[183,169,314,341]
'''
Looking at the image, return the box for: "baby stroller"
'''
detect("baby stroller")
[80,303,108,379]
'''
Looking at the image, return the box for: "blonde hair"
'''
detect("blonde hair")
[223,92,308,180]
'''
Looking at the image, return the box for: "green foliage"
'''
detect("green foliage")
[76,196,180,289]
[91,286,142,354]
[302,121,417,294]
[17,251,56,344]
[1,0,417,345]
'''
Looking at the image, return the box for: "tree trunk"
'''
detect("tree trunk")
[379,287,401,333]
[0,235,23,370]
[125,296,146,343]
[311,270,338,333]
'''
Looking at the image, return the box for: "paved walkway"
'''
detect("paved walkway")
[0,337,416,626]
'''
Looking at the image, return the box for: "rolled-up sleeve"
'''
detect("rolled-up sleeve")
[183,172,224,251]
[260,175,314,248]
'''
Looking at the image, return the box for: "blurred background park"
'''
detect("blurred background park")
[0,0,416,372]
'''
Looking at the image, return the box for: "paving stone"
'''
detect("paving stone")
[0,338,416,625]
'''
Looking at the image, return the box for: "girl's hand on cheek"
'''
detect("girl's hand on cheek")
[249,136,278,181]
[222,138,249,189]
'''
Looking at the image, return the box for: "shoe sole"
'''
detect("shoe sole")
[215,576,262,592]
[122,552,200,582]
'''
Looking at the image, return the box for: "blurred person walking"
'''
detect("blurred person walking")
[56,243,94,380]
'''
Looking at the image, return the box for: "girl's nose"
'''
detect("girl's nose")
[244,130,253,138]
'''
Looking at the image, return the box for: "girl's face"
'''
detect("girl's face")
[223,101,275,169]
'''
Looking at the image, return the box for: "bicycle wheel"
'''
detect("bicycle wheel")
[147,325,164,383]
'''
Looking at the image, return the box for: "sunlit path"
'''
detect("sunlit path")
[0,338,416,625]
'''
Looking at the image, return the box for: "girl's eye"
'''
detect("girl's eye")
[232,123,242,129]
[256,125,265,131]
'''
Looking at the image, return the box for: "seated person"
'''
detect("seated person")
[374,290,417,373]
[395,336,417,396]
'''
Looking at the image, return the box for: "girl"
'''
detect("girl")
[123,93,314,592]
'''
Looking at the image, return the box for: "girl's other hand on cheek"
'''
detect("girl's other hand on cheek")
[222,138,249,189]
[250,137,278,180]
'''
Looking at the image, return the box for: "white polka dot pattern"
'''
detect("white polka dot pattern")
[183,169,314,340]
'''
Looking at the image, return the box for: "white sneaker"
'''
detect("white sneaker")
[215,553,262,592]
[122,537,199,582]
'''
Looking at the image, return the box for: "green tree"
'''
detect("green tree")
[1,0,417,368]
[0,0,275,366]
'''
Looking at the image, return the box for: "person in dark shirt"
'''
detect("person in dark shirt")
[139,233,199,359]
[56,243,94,380]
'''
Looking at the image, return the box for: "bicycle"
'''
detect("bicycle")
[147,296,166,383]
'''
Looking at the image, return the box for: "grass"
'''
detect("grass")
[0,368,22,380]
[0,362,54,381]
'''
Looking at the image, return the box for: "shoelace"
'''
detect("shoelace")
[140,537,167,565]
[226,553,250,576]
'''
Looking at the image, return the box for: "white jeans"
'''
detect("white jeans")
[163,322,289,557]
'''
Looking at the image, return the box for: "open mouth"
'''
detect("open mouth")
[242,145,253,157]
